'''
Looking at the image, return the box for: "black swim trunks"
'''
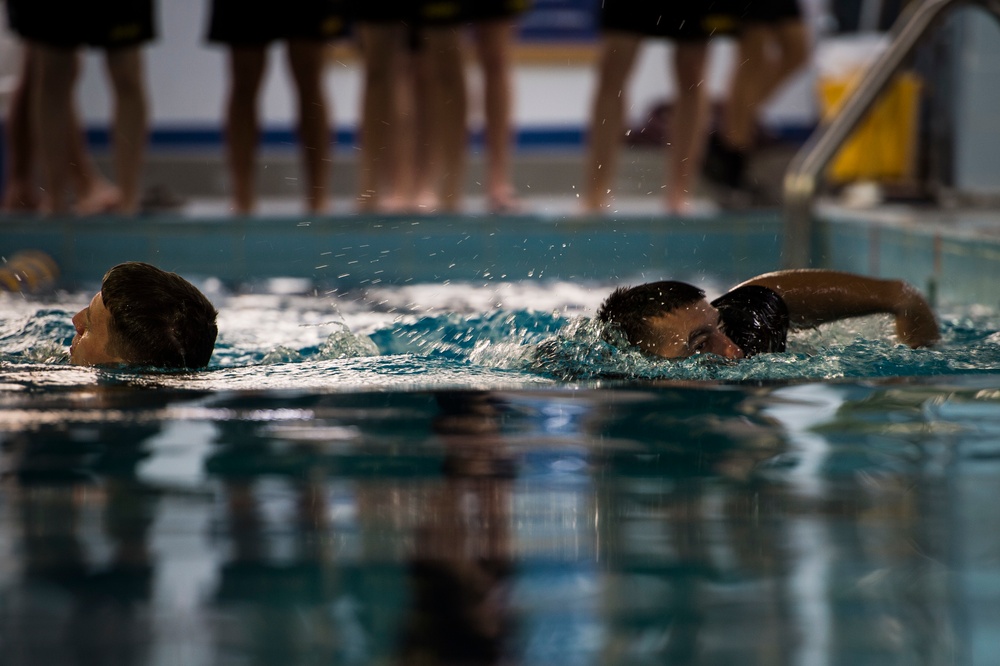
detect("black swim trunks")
[418,0,533,26]
[349,0,531,26]
[600,1,738,40]
[733,0,803,23]
[347,0,415,23]
[7,0,156,49]
[208,0,349,45]
[460,0,533,21]
[712,285,789,357]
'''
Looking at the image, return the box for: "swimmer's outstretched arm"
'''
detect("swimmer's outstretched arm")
[735,269,940,348]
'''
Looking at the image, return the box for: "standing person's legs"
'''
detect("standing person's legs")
[583,32,640,212]
[668,40,709,213]
[224,45,267,214]
[725,20,807,152]
[31,43,78,214]
[285,38,330,213]
[357,23,412,212]
[103,46,148,214]
[416,25,467,212]
[5,44,121,214]
[67,104,122,215]
[2,44,39,211]
[474,18,517,212]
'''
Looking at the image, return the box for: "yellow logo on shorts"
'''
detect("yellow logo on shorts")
[423,2,460,19]
[109,23,141,42]
[704,15,738,34]
[321,17,344,36]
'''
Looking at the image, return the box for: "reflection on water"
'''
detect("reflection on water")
[0,380,994,664]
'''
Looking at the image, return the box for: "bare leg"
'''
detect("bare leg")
[5,44,120,214]
[286,39,331,214]
[2,45,40,211]
[357,24,413,212]
[224,45,267,214]
[103,46,147,214]
[383,45,418,213]
[724,20,808,151]
[416,25,466,212]
[474,19,518,212]
[583,32,640,213]
[67,103,122,215]
[31,43,78,214]
[667,41,709,214]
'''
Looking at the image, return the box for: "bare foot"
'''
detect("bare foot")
[306,196,329,215]
[666,183,697,215]
[666,195,694,216]
[2,181,42,213]
[487,186,522,214]
[75,180,122,215]
[580,195,610,216]
[356,189,379,213]
[378,193,414,214]
[581,188,611,215]
[410,189,440,214]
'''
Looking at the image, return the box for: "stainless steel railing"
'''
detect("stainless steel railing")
[782,0,1000,267]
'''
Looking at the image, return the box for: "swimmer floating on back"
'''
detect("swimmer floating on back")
[597,269,940,360]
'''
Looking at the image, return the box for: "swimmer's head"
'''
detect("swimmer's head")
[71,262,218,369]
[711,285,789,357]
[597,281,742,360]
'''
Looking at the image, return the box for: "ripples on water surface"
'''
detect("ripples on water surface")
[2,279,1000,664]
[4,278,1000,388]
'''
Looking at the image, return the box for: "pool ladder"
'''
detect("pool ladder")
[783,0,1000,268]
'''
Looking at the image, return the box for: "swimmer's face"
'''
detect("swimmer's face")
[70,292,125,366]
[643,299,743,360]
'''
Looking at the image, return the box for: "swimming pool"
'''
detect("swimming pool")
[3,209,1000,664]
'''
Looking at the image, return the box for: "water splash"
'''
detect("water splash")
[4,285,1000,389]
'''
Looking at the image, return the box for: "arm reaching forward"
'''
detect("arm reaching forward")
[734,269,940,348]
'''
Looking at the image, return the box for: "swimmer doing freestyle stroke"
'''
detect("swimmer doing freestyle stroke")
[597,269,939,360]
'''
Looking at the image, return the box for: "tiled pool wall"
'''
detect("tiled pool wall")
[3,210,999,308]
[814,213,1000,310]
[1,212,783,288]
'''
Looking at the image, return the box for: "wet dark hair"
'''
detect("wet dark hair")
[711,285,789,357]
[596,281,706,350]
[100,262,218,369]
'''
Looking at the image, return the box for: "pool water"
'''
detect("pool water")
[2,279,1000,664]
[5,277,1000,387]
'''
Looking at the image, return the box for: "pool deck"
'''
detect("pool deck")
[3,193,1000,309]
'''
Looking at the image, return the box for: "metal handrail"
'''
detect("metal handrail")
[782,0,1000,268]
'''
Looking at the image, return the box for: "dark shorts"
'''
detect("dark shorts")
[451,0,533,22]
[351,0,532,26]
[208,0,349,44]
[347,0,416,23]
[734,0,802,24]
[7,0,156,49]
[601,1,738,40]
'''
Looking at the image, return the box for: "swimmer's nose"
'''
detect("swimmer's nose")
[72,309,85,334]
[706,332,744,359]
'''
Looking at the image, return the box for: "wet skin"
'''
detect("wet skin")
[70,292,125,366]
[643,299,743,360]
